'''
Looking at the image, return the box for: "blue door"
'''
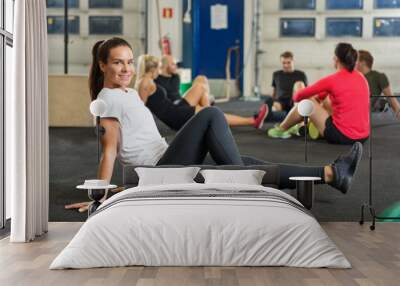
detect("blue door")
[192,0,244,84]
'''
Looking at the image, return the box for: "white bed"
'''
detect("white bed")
[50,183,350,269]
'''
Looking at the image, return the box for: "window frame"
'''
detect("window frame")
[280,18,316,38]
[46,0,79,9]
[1,0,14,231]
[374,0,400,9]
[326,0,364,10]
[0,33,4,231]
[89,15,123,35]
[373,17,400,37]
[326,17,363,37]
[88,0,123,9]
[280,0,316,10]
[47,15,80,35]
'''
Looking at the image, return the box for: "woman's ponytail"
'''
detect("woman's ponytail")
[334,42,358,72]
[89,40,105,101]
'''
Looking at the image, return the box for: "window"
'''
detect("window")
[375,0,400,8]
[4,44,12,223]
[280,0,316,10]
[89,16,123,35]
[1,0,14,230]
[0,38,3,230]
[5,0,13,32]
[374,17,400,36]
[46,0,79,8]
[280,18,315,37]
[326,0,363,9]
[47,16,80,34]
[89,0,122,8]
[326,18,362,37]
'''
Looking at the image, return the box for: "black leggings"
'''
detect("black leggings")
[157,107,243,165]
[157,107,325,189]
[239,156,324,189]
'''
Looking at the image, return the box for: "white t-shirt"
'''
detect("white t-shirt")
[97,88,168,165]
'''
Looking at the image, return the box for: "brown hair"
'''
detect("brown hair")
[89,37,133,101]
[280,51,294,59]
[358,50,374,69]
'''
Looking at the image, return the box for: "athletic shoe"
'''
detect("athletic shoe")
[253,104,269,129]
[308,122,320,140]
[329,142,363,194]
[298,125,306,137]
[267,125,292,139]
[287,124,301,136]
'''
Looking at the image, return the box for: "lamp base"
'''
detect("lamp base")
[88,201,102,216]
[87,189,106,216]
[296,181,314,210]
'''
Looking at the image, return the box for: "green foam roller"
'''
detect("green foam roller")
[378,201,400,222]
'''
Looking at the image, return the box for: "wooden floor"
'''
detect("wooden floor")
[0,222,399,286]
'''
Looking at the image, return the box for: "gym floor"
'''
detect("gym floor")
[50,99,400,222]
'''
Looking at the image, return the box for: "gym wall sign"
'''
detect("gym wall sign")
[147,0,183,61]
[163,8,174,19]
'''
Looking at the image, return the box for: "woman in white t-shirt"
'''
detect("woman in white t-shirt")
[65,37,363,211]
[89,38,244,181]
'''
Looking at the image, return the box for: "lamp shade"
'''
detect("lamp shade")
[89,99,107,117]
[298,99,314,117]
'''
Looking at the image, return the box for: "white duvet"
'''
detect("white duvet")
[50,183,350,269]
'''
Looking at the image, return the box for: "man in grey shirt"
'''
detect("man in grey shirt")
[356,50,400,119]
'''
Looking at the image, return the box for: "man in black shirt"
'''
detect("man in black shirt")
[154,55,182,103]
[271,51,308,112]
[253,51,307,125]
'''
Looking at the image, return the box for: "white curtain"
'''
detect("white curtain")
[7,0,49,242]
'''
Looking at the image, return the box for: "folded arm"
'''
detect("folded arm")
[293,76,332,102]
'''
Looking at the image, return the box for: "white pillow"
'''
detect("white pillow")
[135,167,201,186]
[200,169,266,185]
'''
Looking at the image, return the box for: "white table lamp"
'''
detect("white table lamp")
[298,100,314,162]
[89,99,107,163]
[90,99,107,117]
